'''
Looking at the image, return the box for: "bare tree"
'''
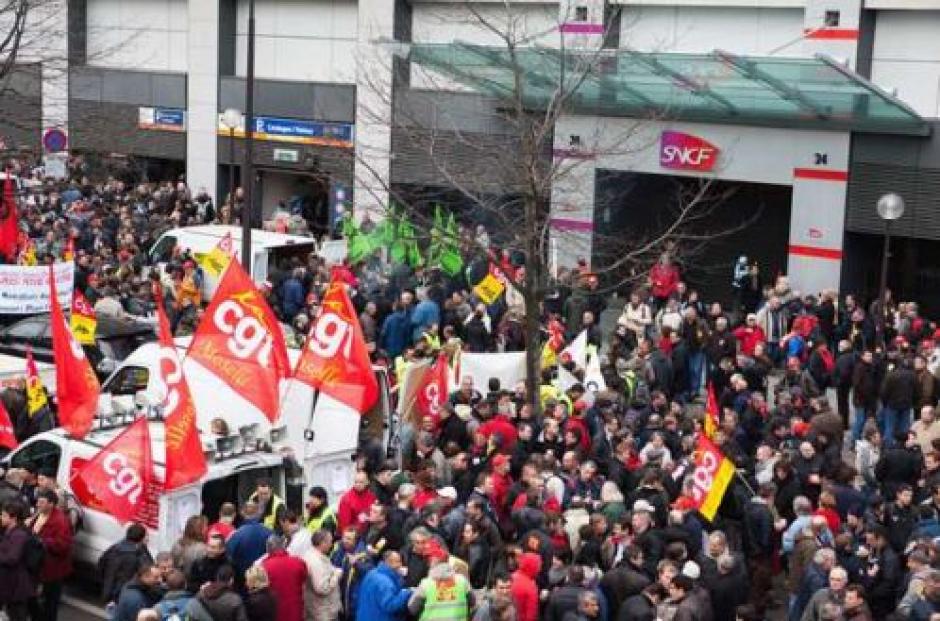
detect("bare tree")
[354,2,751,409]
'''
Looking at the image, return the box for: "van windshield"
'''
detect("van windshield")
[151,235,177,263]
[267,242,316,276]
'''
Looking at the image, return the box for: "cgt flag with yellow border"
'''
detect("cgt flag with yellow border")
[25,348,48,417]
[704,383,720,439]
[70,291,97,345]
[689,433,735,522]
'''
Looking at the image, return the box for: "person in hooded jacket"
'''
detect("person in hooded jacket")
[510,552,541,621]
[186,564,248,621]
[113,564,163,621]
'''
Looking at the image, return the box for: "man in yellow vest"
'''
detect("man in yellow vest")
[248,478,285,531]
[407,541,474,621]
[305,486,337,535]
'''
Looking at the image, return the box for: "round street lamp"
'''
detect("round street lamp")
[876,193,905,346]
[221,108,242,207]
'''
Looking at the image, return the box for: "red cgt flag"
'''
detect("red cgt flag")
[0,399,17,449]
[49,265,100,439]
[294,279,378,414]
[415,354,449,424]
[156,301,207,490]
[187,259,290,423]
[0,172,17,262]
[74,416,153,523]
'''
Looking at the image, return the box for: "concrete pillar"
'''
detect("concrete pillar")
[187,0,220,200]
[549,122,597,272]
[354,0,396,221]
[801,0,862,69]
[786,134,851,295]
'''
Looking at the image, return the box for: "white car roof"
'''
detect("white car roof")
[160,225,314,249]
[0,353,53,374]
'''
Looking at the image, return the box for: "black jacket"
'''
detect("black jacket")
[600,563,650,615]
[188,554,230,593]
[98,540,154,603]
[545,585,585,621]
[882,366,916,410]
[617,593,657,621]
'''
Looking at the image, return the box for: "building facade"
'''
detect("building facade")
[4,0,940,306]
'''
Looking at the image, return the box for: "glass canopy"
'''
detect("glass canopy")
[408,43,928,136]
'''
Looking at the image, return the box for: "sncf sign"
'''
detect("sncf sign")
[660,131,719,172]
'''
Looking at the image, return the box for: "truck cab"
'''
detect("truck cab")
[3,423,288,565]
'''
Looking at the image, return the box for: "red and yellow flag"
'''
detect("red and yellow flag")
[49,265,100,439]
[689,434,735,522]
[704,383,720,439]
[25,347,48,417]
[156,300,207,490]
[70,291,97,345]
[195,231,235,278]
[294,279,378,414]
[63,237,74,262]
[187,259,290,423]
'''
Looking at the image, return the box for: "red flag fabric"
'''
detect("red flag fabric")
[187,259,290,423]
[0,399,17,449]
[156,301,207,490]
[704,383,720,439]
[689,433,735,522]
[0,173,17,261]
[415,354,449,424]
[74,416,153,523]
[49,265,100,438]
[294,279,378,413]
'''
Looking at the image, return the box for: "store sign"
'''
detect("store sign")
[273,148,299,163]
[139,107,186,132]
[253,116,354,148]
[660,131,719,172]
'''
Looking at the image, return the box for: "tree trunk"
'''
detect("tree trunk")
[522,194,542,415]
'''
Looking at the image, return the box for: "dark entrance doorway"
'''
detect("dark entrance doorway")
[593,170,792,306]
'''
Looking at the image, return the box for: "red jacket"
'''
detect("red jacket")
[733,326,766,357]
[478,415,518,451]
[649,263,679,300]
[33,507,73,582]
[511,552,542,621]
[563,417,591,453]
[261,549,308,621]
[490,472,513,517]
[337,488,377,534]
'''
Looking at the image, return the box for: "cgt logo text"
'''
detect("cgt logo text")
[660,131,719,172]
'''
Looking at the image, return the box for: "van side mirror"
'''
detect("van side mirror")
[96,358,116,376]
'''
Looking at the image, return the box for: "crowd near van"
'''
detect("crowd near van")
[147,225,317,297]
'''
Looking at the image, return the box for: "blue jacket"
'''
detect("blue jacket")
[113,580,160,621]
[380,310,411,358]
[226,520,272,575]
[355,562,411,621]
[281,277,305,319]
[410,299,440,341]
[332,540,372,616]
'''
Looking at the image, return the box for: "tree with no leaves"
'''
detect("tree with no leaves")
[355,2,754,410]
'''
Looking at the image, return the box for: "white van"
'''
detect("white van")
[2,422,288,565]
[148,225,316,298]
[97,340,392,504]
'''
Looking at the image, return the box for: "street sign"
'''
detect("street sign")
[273,148,299,163]
[42,128,67,153]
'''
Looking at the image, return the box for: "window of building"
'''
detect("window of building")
[575,6,588,22]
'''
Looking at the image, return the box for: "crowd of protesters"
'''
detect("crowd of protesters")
[2,162,940,621]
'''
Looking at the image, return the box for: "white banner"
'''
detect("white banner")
[458,352,527,392]
[0,262,74,314]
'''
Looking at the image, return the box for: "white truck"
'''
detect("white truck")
[147,225,317,297]
[0,352,56,393]
[1,340,393,566]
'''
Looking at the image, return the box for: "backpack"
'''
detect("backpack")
[23,531,46,577]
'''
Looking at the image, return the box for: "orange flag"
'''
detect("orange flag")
[187,259,290,423]
[704,383,720,439]
[294,279,378,413]
[74,416,153,523]
[0,399,17,449]
[156,301,207,490]
[49,265,100,439]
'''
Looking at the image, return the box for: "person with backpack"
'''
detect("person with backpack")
[0,499,37,621]
[99,523,155,606]
[27,488,73,621]
[154,569,193,621]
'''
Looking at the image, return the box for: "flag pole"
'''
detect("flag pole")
[734,468,758,498]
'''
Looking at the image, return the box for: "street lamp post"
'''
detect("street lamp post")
[241,0,257,270]
[221,108,241,208]
[876,193,905,347]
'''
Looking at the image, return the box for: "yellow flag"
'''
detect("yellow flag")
[26,349,48,416]
[473,273,505,306]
